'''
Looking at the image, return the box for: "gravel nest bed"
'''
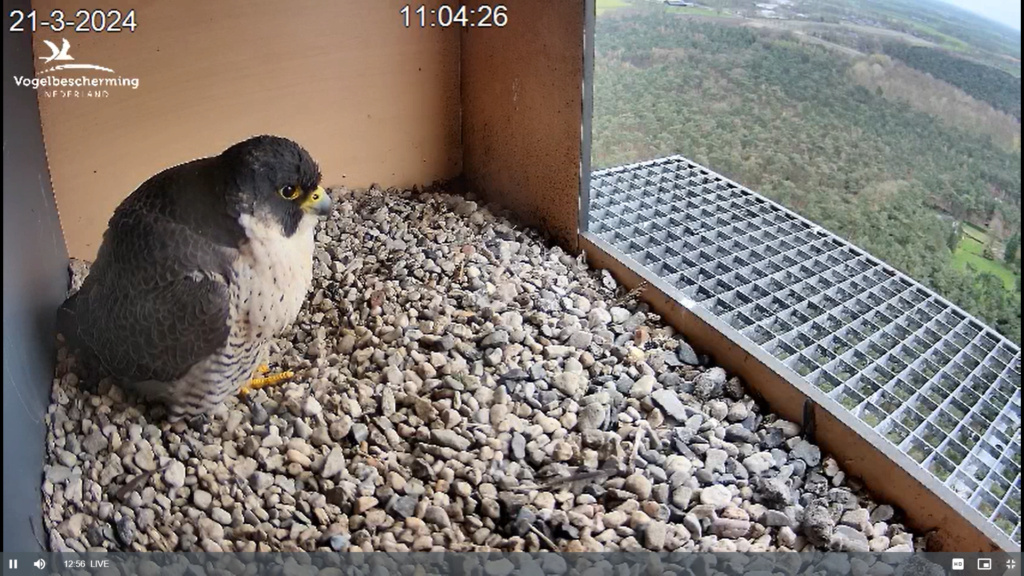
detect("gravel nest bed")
[43,187,927,555]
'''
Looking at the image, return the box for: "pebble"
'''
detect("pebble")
[724,423,758,444]
[198,518,223,541]
[624,473,652,500]
[431,429,471,451]
[193,490,213,510]
[211,508,232,526]
[651,389,688,421]
[869,535,890,552]
[700,485,732,509]
[629,375,655,399]
[778,526,797,548]
[424,506,451,528]
[871,504,895,523]
[705,448,728,473]
[664,454,692,476]
[676,342,700,365]
[553,372,582,397]
[708,400,728,421]
[833,525,870,552]
[841,508,871,532]
[712,518,750,538]
[355,496,378,514]
[791,439,822,467]
[134,446,157,472]
[610,307,630,324]
[115,516,135,547]
[163,461,186,488]
[577,403,606,432]
[602,510,628,529]
[743,452,774,475]
[694,367,726,399]
[329,534,351,551]
[82,431,108,455]
[726,402,748,422]
[303,396,323,417]
[802,501,835,547]
[644,521,667,550]
[322,447,346,479]
[511,433,527,460]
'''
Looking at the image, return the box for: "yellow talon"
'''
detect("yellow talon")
[238,369,294,396]
[257,364,270,375]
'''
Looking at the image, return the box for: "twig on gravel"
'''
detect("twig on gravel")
[511,468,615,494]
[614,281,649,306]
[542,469,614,487]
[113,465,168,502]
[629,424,648,474]
[529,524,560,551]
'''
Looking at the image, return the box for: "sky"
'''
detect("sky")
[940,0,1021,31]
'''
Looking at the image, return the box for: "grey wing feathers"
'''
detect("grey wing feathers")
[60,214,236,384]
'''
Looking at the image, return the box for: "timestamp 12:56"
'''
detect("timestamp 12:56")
[401,4,507,28]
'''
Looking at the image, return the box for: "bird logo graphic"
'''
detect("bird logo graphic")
[40,38,74,63]
[38,38,115,73]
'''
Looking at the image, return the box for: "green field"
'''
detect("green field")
[954,224,1018,291]
[962,222,988,243]
[597,0,631,15]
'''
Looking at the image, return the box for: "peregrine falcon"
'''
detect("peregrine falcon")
[57,135,332,419]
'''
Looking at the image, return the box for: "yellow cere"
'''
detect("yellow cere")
[301,186,326,209]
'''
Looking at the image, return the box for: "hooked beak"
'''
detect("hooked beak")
[301,186,332,216]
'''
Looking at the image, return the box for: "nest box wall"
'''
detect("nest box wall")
[32,0,462,260]
[3,0,69,550]
[461,0,584,253]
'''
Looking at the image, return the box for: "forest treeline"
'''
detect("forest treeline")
[847,54,1019,152]
[593,14,1021,343]
[881,43,1021,120]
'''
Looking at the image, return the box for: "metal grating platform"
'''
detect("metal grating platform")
[587,156,1022,543]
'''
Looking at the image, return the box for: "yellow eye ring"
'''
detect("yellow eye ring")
[280,185,300,200]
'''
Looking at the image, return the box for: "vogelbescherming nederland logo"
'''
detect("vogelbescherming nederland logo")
[12,37,140,97]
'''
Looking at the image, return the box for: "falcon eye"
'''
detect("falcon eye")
[279,185,300,200]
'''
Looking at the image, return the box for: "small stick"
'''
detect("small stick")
[638,419,660,451]
[529,524,560,552]
[803,399,817,443]
[510,469,614,493]
[629,424,647,474]
[114,464,169,501]
[614,281,649,306]
[541,469,613,488]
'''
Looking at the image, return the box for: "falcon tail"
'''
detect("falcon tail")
[56,291,110,394]
[56,292,81,349]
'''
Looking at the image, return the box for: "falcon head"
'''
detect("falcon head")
[221,135,331,237]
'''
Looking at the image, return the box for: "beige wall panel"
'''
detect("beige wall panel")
[32,1,461,259]
[461,0,584,252]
